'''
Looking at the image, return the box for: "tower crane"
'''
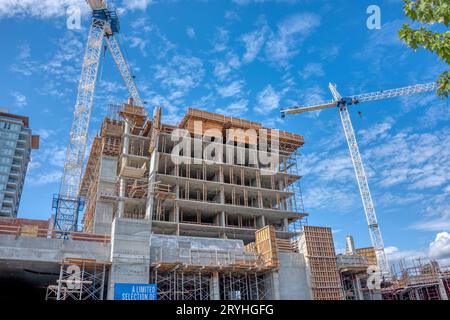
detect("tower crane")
[53,0,144,233]
[281,82,438,278]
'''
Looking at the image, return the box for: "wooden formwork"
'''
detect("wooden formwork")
[177,108,304,154]
[255,225,279,268]
[119,103,147,135]
[300,226,344,300]
[355,247,377,266]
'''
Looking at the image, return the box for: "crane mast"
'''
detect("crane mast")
[281,81,438,279]
[331,83,390,279]
[53,1,143,233]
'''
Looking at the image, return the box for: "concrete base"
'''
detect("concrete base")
[0,234,110,263]
[278,252,311,300]
[107,218,152,300]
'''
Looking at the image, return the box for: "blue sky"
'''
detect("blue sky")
[0,0,449,269]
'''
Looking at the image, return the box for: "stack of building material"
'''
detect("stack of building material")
[355,247,377,266]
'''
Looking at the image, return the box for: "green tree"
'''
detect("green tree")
[399,0,450,97]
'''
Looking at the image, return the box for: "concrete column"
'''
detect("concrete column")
[439,278,449,300]
[210,272,220,300]
[220,211,226,227]
[174,185,180,223]
[118,121,130,219]
[414,288,421,300]
[355,275,363,300]
[256,215,265,228]
[107,218,151,300]
[283,218,289,232]
[117,178,125,218]
[220,186,225,204]
[269,271,280,300]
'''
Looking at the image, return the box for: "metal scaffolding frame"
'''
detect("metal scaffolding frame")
[220,272,269,300]
[46,259,109,300]
[150,268,211,300]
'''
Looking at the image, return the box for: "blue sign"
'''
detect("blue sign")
[114,283,157,300]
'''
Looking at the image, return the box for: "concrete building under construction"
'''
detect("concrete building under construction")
[78,100,315,300]
[0,101,448,300]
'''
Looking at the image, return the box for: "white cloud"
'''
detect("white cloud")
[233,0,301,4]
[27,170,62,186]
[300,63,324,80]
[220,99,248,117]
[241,27,266,63]
[411,217,450,232]
[358,117,395,145]
[213,52,241,81]
[429,232,450,261]
[385,246,426,264]
[293,85,328,118]
[265,13,320,65]
[225,11,240,21]
[126,35,148,56]
[17,43,30,60]
[303,186,358,211]
[212,27,229,52]
[217,80,244,98]
[10,91,27,107]
[120,0,154,11]
[255,85,280,114]
[154,55,205,95]
[0,0,89,18]
[186,27,196,39]
[34,129,55,140]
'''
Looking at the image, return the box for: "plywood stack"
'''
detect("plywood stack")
[255,225,279,268]
[276,238,295,252]
[299,226,344,300]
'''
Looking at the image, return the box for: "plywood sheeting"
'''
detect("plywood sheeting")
[300,226,344,300]
[255,225,279,268]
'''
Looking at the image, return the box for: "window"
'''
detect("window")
[4,140,15,147]
[0,149,13,156]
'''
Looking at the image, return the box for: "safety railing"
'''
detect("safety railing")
[0,224,110,244]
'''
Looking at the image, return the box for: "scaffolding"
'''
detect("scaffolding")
[220,272,269,300]
[150,269,211,300]
[46,258,109,300]
[382,259,450,300]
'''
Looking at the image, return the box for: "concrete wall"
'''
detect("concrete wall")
[92,156,118,235]
[93,201,113,235]
[278,252,311,300]
[107,218,152,300]
[149,234,248,267]
[0,234,110,263]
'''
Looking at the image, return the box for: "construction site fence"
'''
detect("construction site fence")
[0,225,110,244]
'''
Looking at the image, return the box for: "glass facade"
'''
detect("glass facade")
[0,116,33,217]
